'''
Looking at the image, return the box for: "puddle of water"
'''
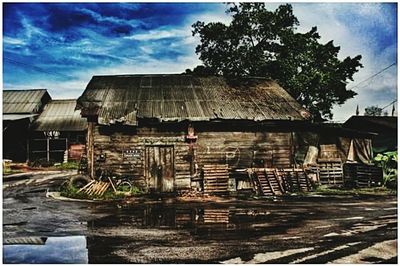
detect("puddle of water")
[3,203,319,263]
[3,236,88,264]
[88,204,306,241]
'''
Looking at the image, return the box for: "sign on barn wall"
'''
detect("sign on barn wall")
[123,149,142,159]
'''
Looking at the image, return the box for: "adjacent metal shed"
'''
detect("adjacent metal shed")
[3,89,51,162]
[29,100,87,163]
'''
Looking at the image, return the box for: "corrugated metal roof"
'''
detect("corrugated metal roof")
[31,99,87,131]
[3,89,50,114]
[344,115,397,132]
[4,237,47,245]
[77,75,311,126]
[3,114,38,121]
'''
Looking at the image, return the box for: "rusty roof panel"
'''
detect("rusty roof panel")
[77,75,310,125]
[3,89,50,114]
[32,99,87,131]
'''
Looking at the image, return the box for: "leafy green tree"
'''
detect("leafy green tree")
[191,3,363,120]
[364,106,383,116]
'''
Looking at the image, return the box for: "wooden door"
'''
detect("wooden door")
[145,146,174,192]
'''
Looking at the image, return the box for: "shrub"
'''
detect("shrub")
[374,151,398,187]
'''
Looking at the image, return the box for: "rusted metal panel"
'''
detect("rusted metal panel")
[77,75,311,126]
[31,100,87,131]
[3,89,50,114]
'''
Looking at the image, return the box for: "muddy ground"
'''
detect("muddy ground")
[3,171,398,264]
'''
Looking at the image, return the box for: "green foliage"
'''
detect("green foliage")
[2,161,23,175]
[313,185,396,196]
[3,162,12,175]
[374,151,398,186]
[191,3,363,120]
[60,184,90,200]
[60,181,143,200]
[3,168,23,175]
[56,162,79,170]
[130,185,142,195]
[29,158,56,168]
[364,106,383,116]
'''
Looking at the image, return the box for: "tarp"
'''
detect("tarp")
[347,138,373,164]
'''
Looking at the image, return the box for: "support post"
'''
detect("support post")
[26,139,30,163]
[87,121,95,178]
[46,138,50,162]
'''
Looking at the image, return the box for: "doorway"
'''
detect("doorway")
[145,145,175,192]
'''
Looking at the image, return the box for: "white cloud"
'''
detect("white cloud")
[125,28,189,41]
[3,36,26,45]
[291,3,397,121]
[77,7,144,28]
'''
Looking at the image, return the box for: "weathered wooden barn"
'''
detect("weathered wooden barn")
[77,74,313,193]
[30,99,87,163]
[76,74,382,193]
[3,89,51,162]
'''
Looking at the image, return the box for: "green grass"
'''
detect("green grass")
[55,162,79,170]
[2,168,24,176]
[60,181,143,200]
[311,185,396,196]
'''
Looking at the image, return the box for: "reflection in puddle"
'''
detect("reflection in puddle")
[3,236,88,264]
[84,204,304,263]
[4,204,307,263]
[88,204,295,241]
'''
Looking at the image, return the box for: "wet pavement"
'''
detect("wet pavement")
[3,171,398,264]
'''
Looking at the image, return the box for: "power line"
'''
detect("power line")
[348,62,396,90]
[380,99,397,110]
[4,57,73,79]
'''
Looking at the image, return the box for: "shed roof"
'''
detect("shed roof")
[31,99,87,131]
[3,89,50,114]
[343,115,397,134]
[3,114,38,121]
[77,74,310,126]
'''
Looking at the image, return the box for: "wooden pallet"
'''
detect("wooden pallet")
[318,159,343,186]
[203,209,230,223]
[343,163,383,188]
[278,168,312,192]
[252,169,285,196]
[78,180,110,197]
[203,164,229,194]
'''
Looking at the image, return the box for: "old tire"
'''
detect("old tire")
[69,175,91,189]
[116,181,132,192]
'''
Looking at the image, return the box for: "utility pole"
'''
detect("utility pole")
[392,103,396,116]
[356,105,359,116]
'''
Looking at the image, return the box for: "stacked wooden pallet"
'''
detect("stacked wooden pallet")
[318,159,343,186]
[203,164,229,194]
[343,163,383,188]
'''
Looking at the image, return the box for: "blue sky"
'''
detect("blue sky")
[3,2,397,120]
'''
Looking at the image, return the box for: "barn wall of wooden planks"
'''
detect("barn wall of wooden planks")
[87,122,294,192]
